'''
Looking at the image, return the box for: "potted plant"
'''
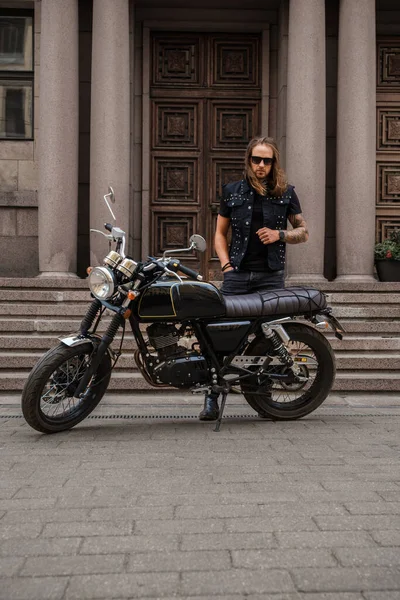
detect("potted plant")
[374,229,400,282]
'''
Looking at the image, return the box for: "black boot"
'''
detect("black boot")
[199,393,219,421]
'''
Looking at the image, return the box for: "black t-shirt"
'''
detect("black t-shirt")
[219,186,302,272]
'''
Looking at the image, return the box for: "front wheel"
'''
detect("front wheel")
[21,342,112,433]
[241,323,335,420]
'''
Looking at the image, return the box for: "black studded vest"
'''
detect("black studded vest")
[222,179,294,271]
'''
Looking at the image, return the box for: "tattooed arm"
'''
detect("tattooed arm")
[284,213,309,244]
[257,213,309,245]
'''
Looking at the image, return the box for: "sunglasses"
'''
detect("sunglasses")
[251,156,274,166]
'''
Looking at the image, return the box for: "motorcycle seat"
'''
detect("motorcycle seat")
[223,286,327,318]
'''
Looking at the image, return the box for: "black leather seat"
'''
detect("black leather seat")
[223,287,327,318]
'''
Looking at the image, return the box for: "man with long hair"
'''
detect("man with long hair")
[199,136,309,421]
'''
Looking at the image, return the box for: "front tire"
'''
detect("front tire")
[241,323,335,420]
[21,342,112,433]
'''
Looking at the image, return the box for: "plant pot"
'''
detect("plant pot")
[375,259,400,282]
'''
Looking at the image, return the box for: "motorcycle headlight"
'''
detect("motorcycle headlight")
[88,266,116,300]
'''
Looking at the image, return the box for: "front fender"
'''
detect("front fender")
[59,334,116,361]
[59,334,96,348]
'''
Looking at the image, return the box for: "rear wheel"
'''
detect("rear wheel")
[21,342,112,433]
[240,323,335,420]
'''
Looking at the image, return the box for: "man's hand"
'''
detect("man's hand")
[256,227,280,245]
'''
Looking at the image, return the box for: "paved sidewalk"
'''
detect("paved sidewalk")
[0,393,399,600]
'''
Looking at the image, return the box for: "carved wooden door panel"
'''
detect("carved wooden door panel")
[376,39,400,242]
[150,32,262,279]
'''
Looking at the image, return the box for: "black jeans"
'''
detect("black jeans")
[203,269,284,410]
[220,269,285,296]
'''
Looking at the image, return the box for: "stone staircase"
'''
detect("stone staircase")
[1,276,400,399]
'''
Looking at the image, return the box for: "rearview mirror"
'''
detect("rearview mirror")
[103,186,116,221]
[190,234,206,253]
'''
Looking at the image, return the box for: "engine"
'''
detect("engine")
[145,323,210,388]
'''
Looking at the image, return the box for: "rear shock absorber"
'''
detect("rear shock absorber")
[261,323,293,367]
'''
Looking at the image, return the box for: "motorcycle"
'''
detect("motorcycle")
[21,187,345,434]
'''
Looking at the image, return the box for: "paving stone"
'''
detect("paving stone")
[175,503,261,520]
[0,508,89,524]
[344,502,400,515]
[334,547,400,567]
[363,593,400,600]
[291,567,400,593]
[225,515,318,533]
[65,572,180,599]
[0,576,68,600]
[275,531,376,548]
[88,506,174,521]
[80,534,180,554]
[315,515,400,531]
[258,502,347,517]
[42,520,133,538]
[231,548,337,569]
[180,569,295,595]
[0,556,24,576]
[126,549,231,572]
[21,553,126,576]
[134,518,225,534]
[180,532,276,551]
[0,537,81,558]
[0,521,43,540]
[371,530,400,546]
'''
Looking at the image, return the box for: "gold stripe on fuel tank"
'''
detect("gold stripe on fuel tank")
[137,283,177,318]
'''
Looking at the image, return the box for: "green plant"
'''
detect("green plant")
[374,229,400,261]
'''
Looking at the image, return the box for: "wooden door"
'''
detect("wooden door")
[150,32,262,279]
[376,38,400,242]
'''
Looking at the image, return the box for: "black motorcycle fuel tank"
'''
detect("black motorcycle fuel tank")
[136,278,226,320]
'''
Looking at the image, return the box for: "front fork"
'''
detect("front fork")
[72,311,124,400]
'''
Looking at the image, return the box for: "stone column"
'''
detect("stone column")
[90,0,130,266]
[38,0,79,276]
[336,0,376,281]
[285,0,326,283]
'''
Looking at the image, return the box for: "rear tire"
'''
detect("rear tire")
[241,323,335,420]
[21,342,111,433]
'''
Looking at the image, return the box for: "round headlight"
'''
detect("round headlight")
[88,266,116,300]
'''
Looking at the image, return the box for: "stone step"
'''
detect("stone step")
[0,304,94,317]
[327,292,400,304]
[2,351,400,372]
[4,277,400,291]
[0,370,153,392]
[0,351,138,370]
[0,290,91,302]
[335,321,400,334]
[332,306,400,318]
[1,288,400,305]
[328,337,400,350]
[0,335,136,350]
[0,277,88,289]
[333,372,400,392]
[0,304,398,319]
[1,332,400,353]
[1,369,400,394]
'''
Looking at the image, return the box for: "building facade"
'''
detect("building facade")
[0,0,399,283]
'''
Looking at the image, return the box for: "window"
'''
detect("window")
[0,10,33,140]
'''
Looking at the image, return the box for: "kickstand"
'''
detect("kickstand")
[213,390,228,432]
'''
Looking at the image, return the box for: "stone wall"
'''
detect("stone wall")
[0,0,39,277]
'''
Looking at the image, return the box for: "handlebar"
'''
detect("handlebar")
[168,259,203,281]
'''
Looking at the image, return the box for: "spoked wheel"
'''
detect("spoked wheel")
[21,342,112,433]
[240,323,335,420]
